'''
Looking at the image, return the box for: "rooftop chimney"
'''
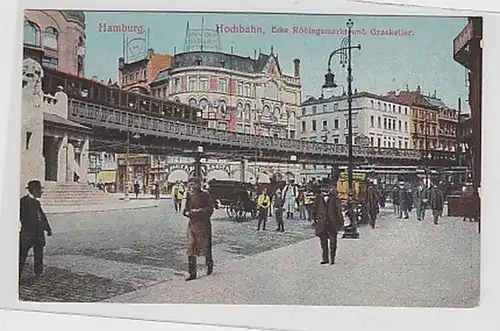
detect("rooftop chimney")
[147,48,154,59]
[254,50,257,59]
[416,85,421,94]
[293,58,300,78]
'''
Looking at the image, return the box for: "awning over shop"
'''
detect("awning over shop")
[167,169,189,183]
[97,170,116,183]
[206,169,230,181]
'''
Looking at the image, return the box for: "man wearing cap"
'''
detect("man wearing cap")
[182,177,215,281]
[19,180,52,280]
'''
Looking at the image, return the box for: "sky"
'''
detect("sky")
[83,11,469,111]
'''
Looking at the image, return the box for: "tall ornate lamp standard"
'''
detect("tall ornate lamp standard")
[124,111,141,202]
[322,18,361,239]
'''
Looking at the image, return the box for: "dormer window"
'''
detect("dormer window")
[195,56,202,65]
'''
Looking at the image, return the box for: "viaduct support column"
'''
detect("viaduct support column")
[240,159,247,182]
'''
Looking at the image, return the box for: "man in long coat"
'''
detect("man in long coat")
[19,180,52,280]
[413,180,429,221]
[366,180,380,229]
[429,182,445,225]
[311,185,344,265]
[182,177,214,281]
[282,179,299,219]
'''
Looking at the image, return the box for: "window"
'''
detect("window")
[383,118,387,129]
[244,103,251,120]
[263,105,271,116]
[370,137,374,146]
[377,137,381,147]
[312,106,317,114]
[237,81,243,95]
[199,99,209,111]
[301,107,306,116]
[399,141,402,149]
[384,103,387,111]
[371,116,374,127]
[218,78,227,92]
[219,100,227,114]
[312,120,317,132]
[398,106,401,113]
[301,121,306,133]
[333,103,338,111]
[237,102,244,118]
[23,21,40,46]
[323,104,327,112]
[41,57,57,69]
[393,105,396,112]
[174,78,181,93]
[273,107,281,120]
[188,77,197,91]
[43,27,58,50]
[334,119,339,129]
[244,84,251,97]
[405,121,408,132]
[236,124,243,132]
[188,98,197,107]
[398,120,402,131]
[199,77,208,91]
[392,120,396,130]
[322,120,328,131]
[378,102,381,109]
[404,141,408,149]
[371,100,374,108]
[378,117,381,128]
[404,107,408,115]
[333,138,339,144]
[25,131,32,150]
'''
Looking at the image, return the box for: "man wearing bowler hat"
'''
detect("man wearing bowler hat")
[19,180,52,280]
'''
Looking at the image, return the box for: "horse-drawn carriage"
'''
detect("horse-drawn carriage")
[207,180,257,221]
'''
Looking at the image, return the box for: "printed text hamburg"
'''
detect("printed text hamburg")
[215,24,414,36]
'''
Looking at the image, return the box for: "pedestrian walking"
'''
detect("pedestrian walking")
[133,181,140,199]
[19,180,52,281]
[282,179,299,219]
[391,185,400,215]
[413,180,429,221]
[398,182,410,219]
[154,180,160,200]
[256,188,271,231]
[304,189,315,222]
[311,185,343,265]
[429,182,445,225]
[366,180,380,229]
[182,177,214,281]
[297,190,307,220]
[171,181,185,212]
[273,189,285,232]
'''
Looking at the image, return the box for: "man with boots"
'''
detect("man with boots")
[19,180,52,281]
[273,189,285,232]
[182,177,214,281]
[366,179,380,229]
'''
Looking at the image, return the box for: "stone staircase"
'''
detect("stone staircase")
[40,181,120,206]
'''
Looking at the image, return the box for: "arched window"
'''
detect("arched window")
[263,105,271,116]
[274,107,281,120]
[188,98,197,107]
[199,98,209,111]
[219,100,227,114]
[237,102,244,118]
[23,20,40,46]
[264,81,279,100]
[289,111,296,125]
[244,103,251,120]
[43,27,58,50]
[174,97,180,103]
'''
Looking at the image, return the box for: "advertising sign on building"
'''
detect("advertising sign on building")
[453,21,473,56]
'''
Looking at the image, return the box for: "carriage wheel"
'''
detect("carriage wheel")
[226,205,236,220]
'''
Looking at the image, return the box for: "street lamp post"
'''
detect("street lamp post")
[322,18,361,239]
[124,114,131,201]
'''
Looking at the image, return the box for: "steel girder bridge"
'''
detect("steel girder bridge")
[66,99,460,166]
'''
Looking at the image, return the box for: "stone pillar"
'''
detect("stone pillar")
[194,156,202,179]
[57,134,69,182]
[54,91,69,118]
[240,159,247,182]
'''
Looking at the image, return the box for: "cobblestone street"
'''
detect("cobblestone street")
[19,200,330,302]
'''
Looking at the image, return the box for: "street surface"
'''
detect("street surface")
[108,212,479,308]
[19,200,323,302]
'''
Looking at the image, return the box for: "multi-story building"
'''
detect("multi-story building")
[23,10,86,76]
[386,87,439,150]
[118,48,172,94]
[298,91,411,181]
[87,152,118,187]
[149,48,301,138]
[424,94,458,151]
[299,91,411,148]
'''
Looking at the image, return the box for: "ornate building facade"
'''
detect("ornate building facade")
[149,48,301,138]
[23,10,86,76]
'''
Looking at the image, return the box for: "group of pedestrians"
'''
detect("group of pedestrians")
[391,180,445,225]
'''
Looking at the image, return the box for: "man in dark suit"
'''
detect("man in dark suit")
[19,180,52,280]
